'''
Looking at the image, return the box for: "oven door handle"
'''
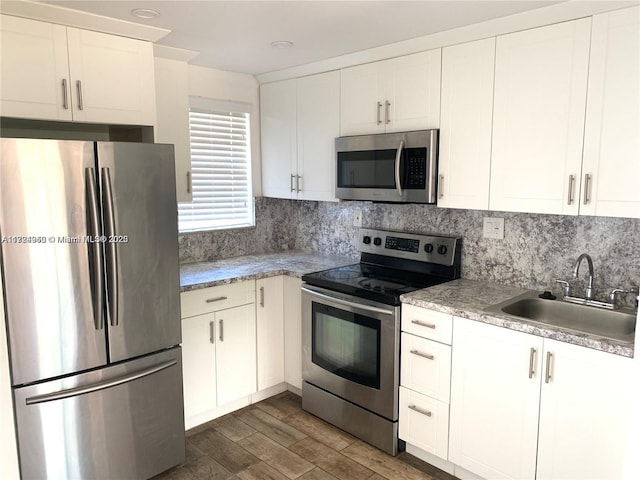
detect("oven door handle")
[302,286,395,316]
[394,139,405,198]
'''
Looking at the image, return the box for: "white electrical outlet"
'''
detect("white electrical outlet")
[353,209,363,227]
[483,217,505,239]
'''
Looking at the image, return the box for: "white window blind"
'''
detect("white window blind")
[178,105,254,232]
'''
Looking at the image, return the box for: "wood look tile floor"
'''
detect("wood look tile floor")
[154,391,459,480]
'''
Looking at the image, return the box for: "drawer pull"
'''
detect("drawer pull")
[408,404,432,417]
[411,319,436,329]
[206,296,228,303]
[410,349,434,360]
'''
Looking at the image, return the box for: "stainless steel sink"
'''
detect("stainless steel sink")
[486,291,636,342]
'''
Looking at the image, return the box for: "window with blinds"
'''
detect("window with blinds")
[178,105,254,232]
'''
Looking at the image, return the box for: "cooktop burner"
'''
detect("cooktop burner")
[302,228,462,306]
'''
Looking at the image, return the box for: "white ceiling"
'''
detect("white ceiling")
[32,1,571,75]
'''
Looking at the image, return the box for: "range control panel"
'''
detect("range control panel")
[359,228,460,266]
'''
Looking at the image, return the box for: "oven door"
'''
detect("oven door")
[301,285,400,421]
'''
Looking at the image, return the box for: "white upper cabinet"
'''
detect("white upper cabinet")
[154,57,192,203]
[438,38,495,210]
[0,15,72,121]
[0,15,157,126]
[340,50,441,136]
[489,18,591,215]
[260,71,339,201]
[581,6,640,219]
[296,71,340,201]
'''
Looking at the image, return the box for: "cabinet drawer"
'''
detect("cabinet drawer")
[181,281,256,318]
[402,304,453,344]
[399,386,449,460]
[401,332,451,402]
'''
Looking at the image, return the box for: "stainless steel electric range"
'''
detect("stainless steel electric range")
[301,228,461,456]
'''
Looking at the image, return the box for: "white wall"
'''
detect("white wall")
[187,65,262,197]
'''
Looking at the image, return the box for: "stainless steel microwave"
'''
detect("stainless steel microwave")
[335,129,438,203]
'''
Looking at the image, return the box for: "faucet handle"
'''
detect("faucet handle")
[608,288,628,308]
[555,279,571,298]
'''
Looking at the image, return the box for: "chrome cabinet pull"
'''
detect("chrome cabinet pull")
[583,174,592,205]
[209,321,214,344]
[219,319,224,342]
[567,175,575,205]
[290,174,296,192]
[545,351,553,384]
[376,101,383,125]
[529,347,537,379]
[411,319,436,329]
[260,286,265,307]
[297,175,302,193]
[62,79,69,109]
[439,175,444,199]
[408,404,432,417]
[206,296,228,303]
[410,349,434,360]
[385,101,391,124]
[187,172,192,194]
[76,80,84,110]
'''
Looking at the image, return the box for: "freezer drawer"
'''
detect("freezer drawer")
[13,347,185,480]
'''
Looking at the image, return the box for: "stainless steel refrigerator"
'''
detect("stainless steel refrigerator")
[0,138,185,479]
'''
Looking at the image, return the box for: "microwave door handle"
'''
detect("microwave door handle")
[395,139,405,197]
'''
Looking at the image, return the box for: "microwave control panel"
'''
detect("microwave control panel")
[404,148,427,189]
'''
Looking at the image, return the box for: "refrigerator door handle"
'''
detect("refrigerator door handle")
[85,167,104,330]
[102,167,119,327]
[25,359,177,405]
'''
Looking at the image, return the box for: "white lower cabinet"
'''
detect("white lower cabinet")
[449,317,633,480]
[399,307,453,461]
[283,276,303,390]
[256,276,285,391]
[180,281,257,428]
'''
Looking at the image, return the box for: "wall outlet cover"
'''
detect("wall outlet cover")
[483,217,505,240]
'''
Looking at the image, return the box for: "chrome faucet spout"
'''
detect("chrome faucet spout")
[573,253,594,300]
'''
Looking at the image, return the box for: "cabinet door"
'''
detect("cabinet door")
[215,304,257,406]
[66,27,156,125]
[449,317,542,480]
[537,339,633,480]
[181,313,217,425]
[0,15,72,121]
[340,62,385,135]
[256,276,285,391]
[581,6,640,218]
[399,387,450,460]
[260,79,297,199]
[439,38,495,210]
[154,57,192,203]
[297,71,340,202]
[283,276,303,389]
[387,49,441,132]
[490,19,591,215]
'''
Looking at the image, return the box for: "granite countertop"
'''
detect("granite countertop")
[401,278,635,358]
[180,251,356,292]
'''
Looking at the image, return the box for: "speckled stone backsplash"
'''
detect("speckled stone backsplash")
[180,197,640,307]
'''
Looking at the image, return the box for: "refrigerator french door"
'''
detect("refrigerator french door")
[0,138,185,479]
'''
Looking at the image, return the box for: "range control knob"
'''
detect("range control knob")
[373,237,382,246]
[437,245,448,255]
[363,236,371,245]
[424,243,434,253]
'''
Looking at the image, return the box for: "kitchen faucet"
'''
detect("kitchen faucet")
[573,253,594,300]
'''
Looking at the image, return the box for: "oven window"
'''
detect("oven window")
[311,302,381,389]
[337,150,397,189]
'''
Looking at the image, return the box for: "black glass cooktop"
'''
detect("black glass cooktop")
[302,263,451,306]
